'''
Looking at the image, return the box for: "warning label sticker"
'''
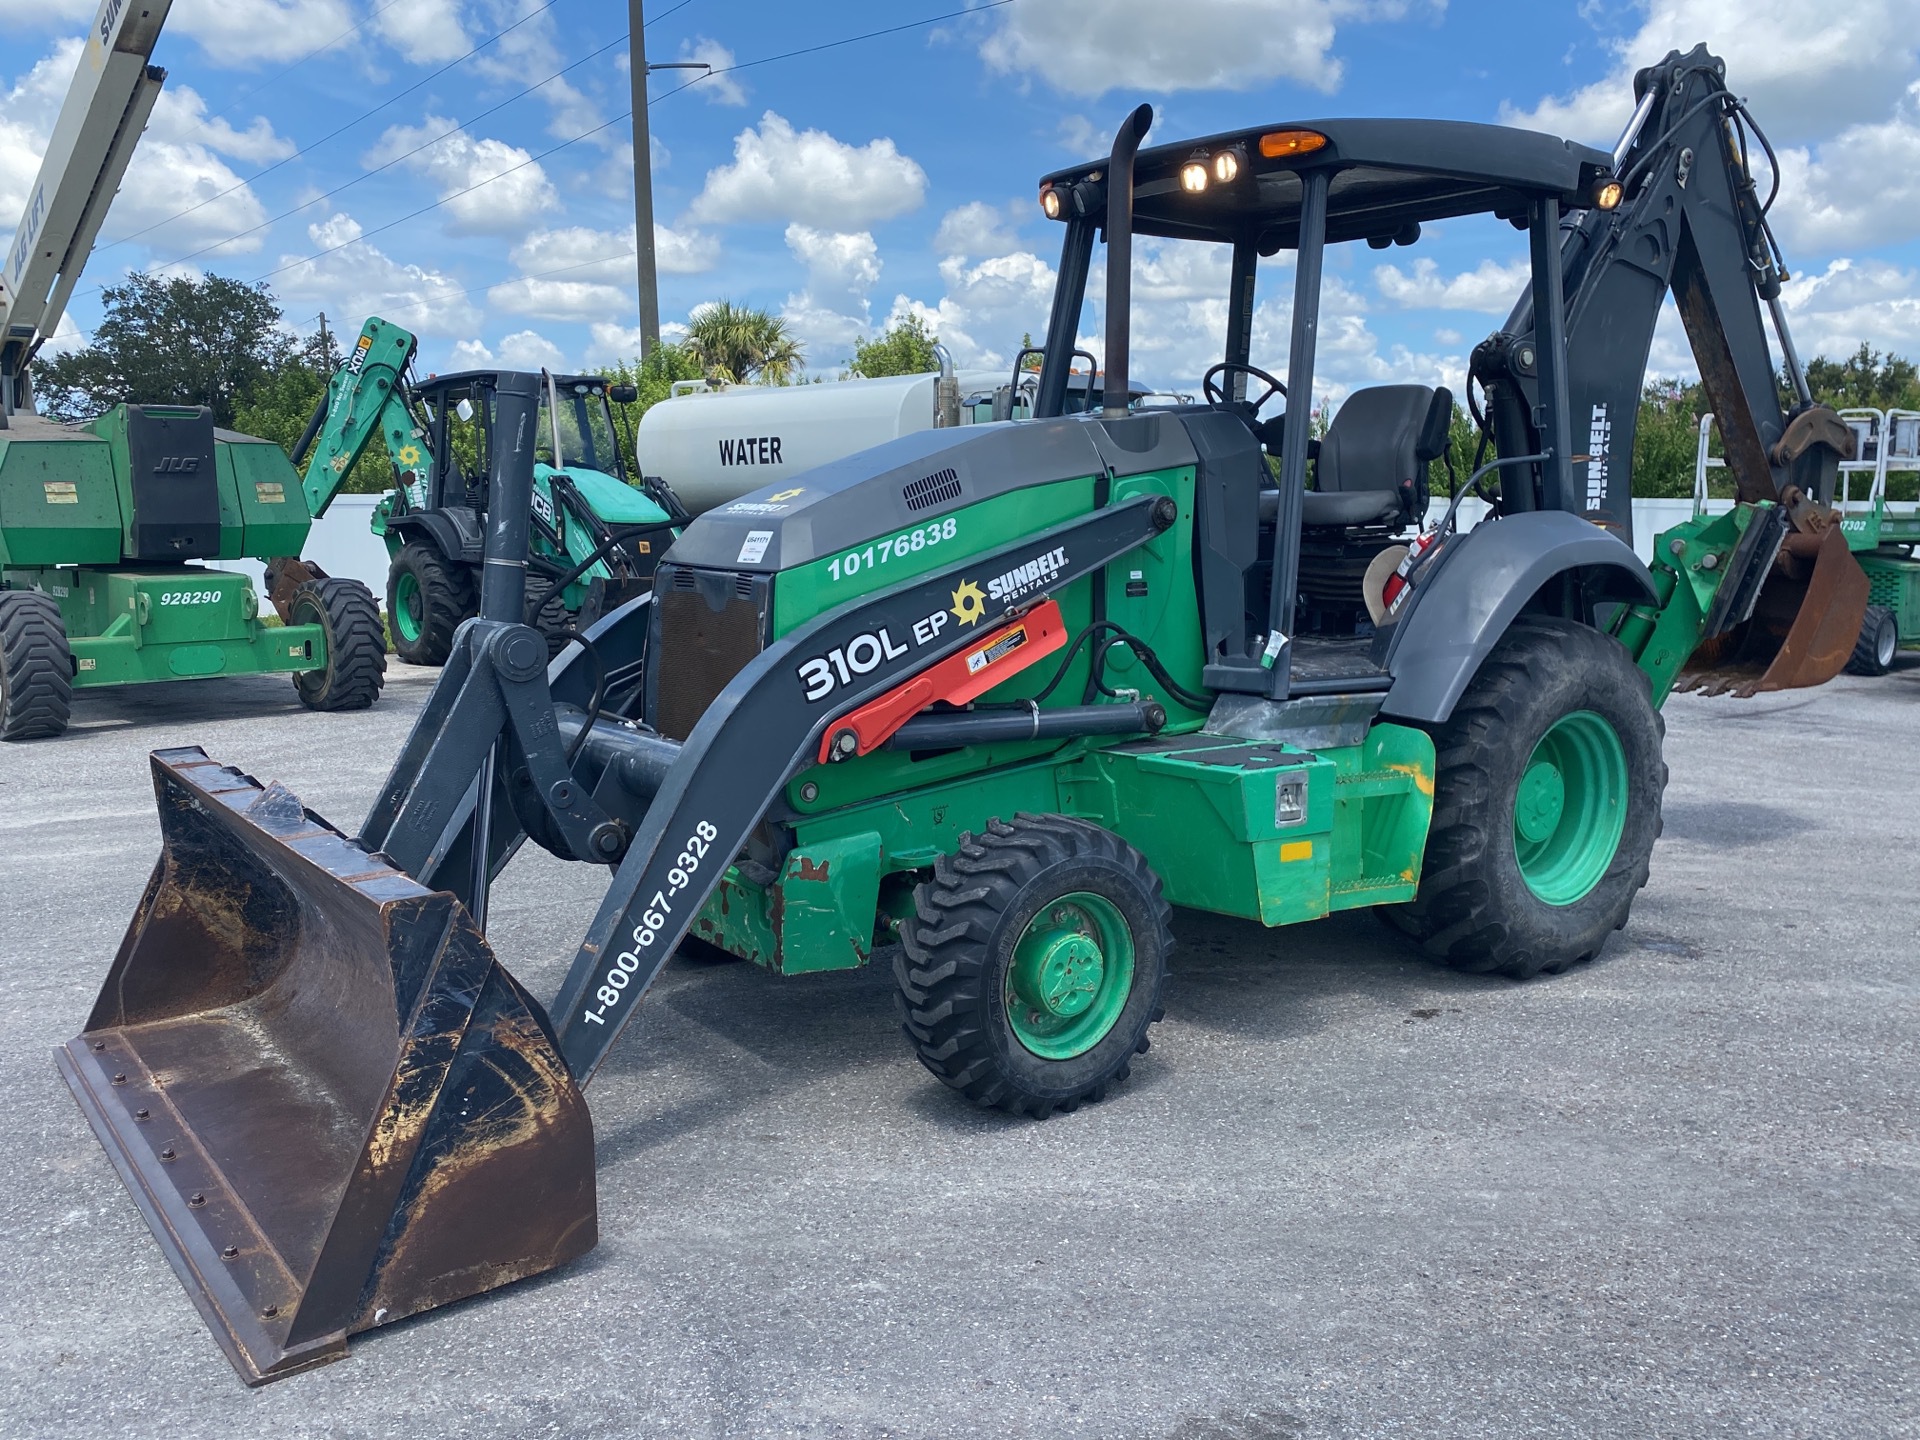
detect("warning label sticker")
[966,623,1028,675]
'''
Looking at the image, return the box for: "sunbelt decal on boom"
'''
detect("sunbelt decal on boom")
[987,546,1067,604]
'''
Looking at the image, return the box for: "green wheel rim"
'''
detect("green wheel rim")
[1004,891,1135,1060]
[393,572,424,644]
[1512,709,1628,906]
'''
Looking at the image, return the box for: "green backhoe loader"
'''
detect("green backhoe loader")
[61,50,1870,1384]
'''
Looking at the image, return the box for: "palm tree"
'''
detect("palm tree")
[683,300,804,385]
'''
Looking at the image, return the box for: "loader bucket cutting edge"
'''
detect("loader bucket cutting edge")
[1677,525,1871,698]
[56,747,596,1385]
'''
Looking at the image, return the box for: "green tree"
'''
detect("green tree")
[683,299,803,385]
[847,313,939,378]
[597,340,706,479]
[1796,343,1920,413]
[1629,376,1707,499]
[36,272,295,427]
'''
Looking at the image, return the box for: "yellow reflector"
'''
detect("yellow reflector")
[1280,840,1314,863]
[1259,129,1329,159]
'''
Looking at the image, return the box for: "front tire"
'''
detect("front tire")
[386,543,474,667]
[0,591,72,741]
[291,578,386,712]
[1380,617,1665,979]
[1845,604,1898,676]
[896,814,1170,1118]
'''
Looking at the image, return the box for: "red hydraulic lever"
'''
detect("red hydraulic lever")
[818,599,1068,763]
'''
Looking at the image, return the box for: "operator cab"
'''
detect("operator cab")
[1033,115,1615,697]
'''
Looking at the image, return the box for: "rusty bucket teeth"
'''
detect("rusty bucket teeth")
[1677,524,1871,697]
[57,747,596,1385]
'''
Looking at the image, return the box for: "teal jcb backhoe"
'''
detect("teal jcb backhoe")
[62,49,1867,1385]
[285,316,680,666]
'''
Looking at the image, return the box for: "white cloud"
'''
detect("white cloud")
[271,212,483,336]
[488,276,629,324]
[445,329,569,372]
[495,328,568,371]
[362,118,557,236]
[1766,84,1920,254]
[781,225,882,363]
[0,43,283,262]
[487,222,717,322]
[1506,0,1919,145]
[148,85,295,166]
[888,250,1059,371]
[979,0,1429,98]
[372,0,473,65]
[1374,258,1530,313]
[689,112,927,229]
[679,38,746,105]
[934,201,1021,259]
[465,0,610,145]
[169,0,358,68]
[1780,258,1920,360]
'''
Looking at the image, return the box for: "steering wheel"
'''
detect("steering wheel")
[1202,362,1287,414]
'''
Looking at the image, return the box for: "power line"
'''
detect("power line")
[249,1,1022,289]
[100,1,562,256]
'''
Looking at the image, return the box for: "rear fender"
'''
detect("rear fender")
[388,506,483,565]
[1380,510,1655,724]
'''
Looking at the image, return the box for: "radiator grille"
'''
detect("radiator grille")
[650,566,770,741]
[902,466,962,511]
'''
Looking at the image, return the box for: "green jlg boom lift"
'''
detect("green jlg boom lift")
[0,0,383,739]
[62,50,1867,1384]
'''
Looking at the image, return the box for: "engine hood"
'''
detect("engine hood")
[661,412,1199,574]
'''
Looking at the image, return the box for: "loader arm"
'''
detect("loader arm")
[293,317,425,519]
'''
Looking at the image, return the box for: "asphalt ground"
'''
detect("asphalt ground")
[1,659,1916,1439]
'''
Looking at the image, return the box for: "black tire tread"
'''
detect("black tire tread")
[1845,604,1897,677]
[525,577,574,661]
[895,813,1171,1118]
[0,591,72,741]
[292,578,386,711]
[387,543,475,667]
[1384,617,1666,980]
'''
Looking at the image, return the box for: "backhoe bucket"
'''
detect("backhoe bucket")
[1678,525,1870,697]
[57,748,596,1385]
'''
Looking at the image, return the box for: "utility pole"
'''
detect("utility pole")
[627,4,708,359]
[627,0,659,357]
[317,311,332,365]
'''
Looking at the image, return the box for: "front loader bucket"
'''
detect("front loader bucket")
[1678,524,1871,697]
[57,748,595,1385]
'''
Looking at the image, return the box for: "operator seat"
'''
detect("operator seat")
[1300,384,1451,530]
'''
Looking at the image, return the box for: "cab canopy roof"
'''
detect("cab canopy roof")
[1038,118,1614,252]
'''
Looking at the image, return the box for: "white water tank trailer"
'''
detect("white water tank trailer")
[638,359,1013,515]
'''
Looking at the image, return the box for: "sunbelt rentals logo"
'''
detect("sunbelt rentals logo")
[986,546,1067,605]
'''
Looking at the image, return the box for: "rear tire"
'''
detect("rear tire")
[386,543,474,666]
[896,814,1170,1118]
[1379,617,1665,979]
[0,591,72,741]
[525,578,574,661]
[1845,604,1898,676]
[291,578,386,712]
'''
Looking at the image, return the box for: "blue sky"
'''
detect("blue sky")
[4,0,1918,403]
